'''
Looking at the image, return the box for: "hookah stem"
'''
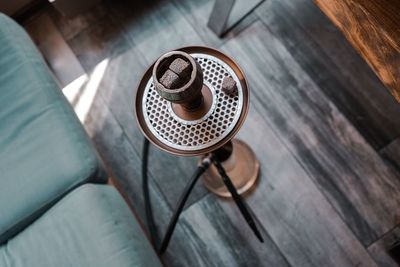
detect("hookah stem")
[211,155,264,243]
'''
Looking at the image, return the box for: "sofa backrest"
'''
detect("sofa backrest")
[0,13,107,244]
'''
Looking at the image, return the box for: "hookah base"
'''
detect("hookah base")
[201,139,260,197]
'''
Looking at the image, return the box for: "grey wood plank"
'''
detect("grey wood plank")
[172,0,258,47]
[47,3,108,41]
[256,0,400,150]
[106,0,204,65]
[381,138,400,172]
[230,105,378,267]
[368,226,400,267]
[66,9,133,72]
[221,21,400,246]
[24,12,85,87]
[179,194,291,267]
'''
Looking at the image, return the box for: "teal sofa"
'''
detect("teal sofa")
[0,13,162,267]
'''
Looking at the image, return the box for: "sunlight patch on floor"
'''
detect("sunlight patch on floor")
[62,58,109,123]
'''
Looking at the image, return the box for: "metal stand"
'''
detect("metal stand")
[207,0,265,37]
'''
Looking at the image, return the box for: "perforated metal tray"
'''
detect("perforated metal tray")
[135,46,249,156]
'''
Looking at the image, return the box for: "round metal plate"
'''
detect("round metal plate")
[135,46,249,156]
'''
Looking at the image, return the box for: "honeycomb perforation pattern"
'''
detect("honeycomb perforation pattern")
[144,55,240,149]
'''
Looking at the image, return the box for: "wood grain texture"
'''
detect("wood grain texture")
[47,3,108,41]
[232,106,377,267]
[179,194,291,267]
[381,138,400,172]
[368,226,400,267]
[66,11,133,72]
[221,21,400,246]
[256,0,400,150]
[314,0,400,102]
[105,0,203,65]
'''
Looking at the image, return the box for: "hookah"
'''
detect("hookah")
[135,47,263,254]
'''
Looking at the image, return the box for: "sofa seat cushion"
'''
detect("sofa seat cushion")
[0,13,107,244]
[0,184,163,267]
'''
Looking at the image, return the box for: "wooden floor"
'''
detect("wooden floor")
[22,0,400,266]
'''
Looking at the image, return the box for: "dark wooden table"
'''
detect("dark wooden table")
[314,0,400,102]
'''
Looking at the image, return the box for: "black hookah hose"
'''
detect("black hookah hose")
[211,155,264,243]
[158,156,211,254]
[142,138,212,254]
[142,138,262,254]
[142,138,158,246]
